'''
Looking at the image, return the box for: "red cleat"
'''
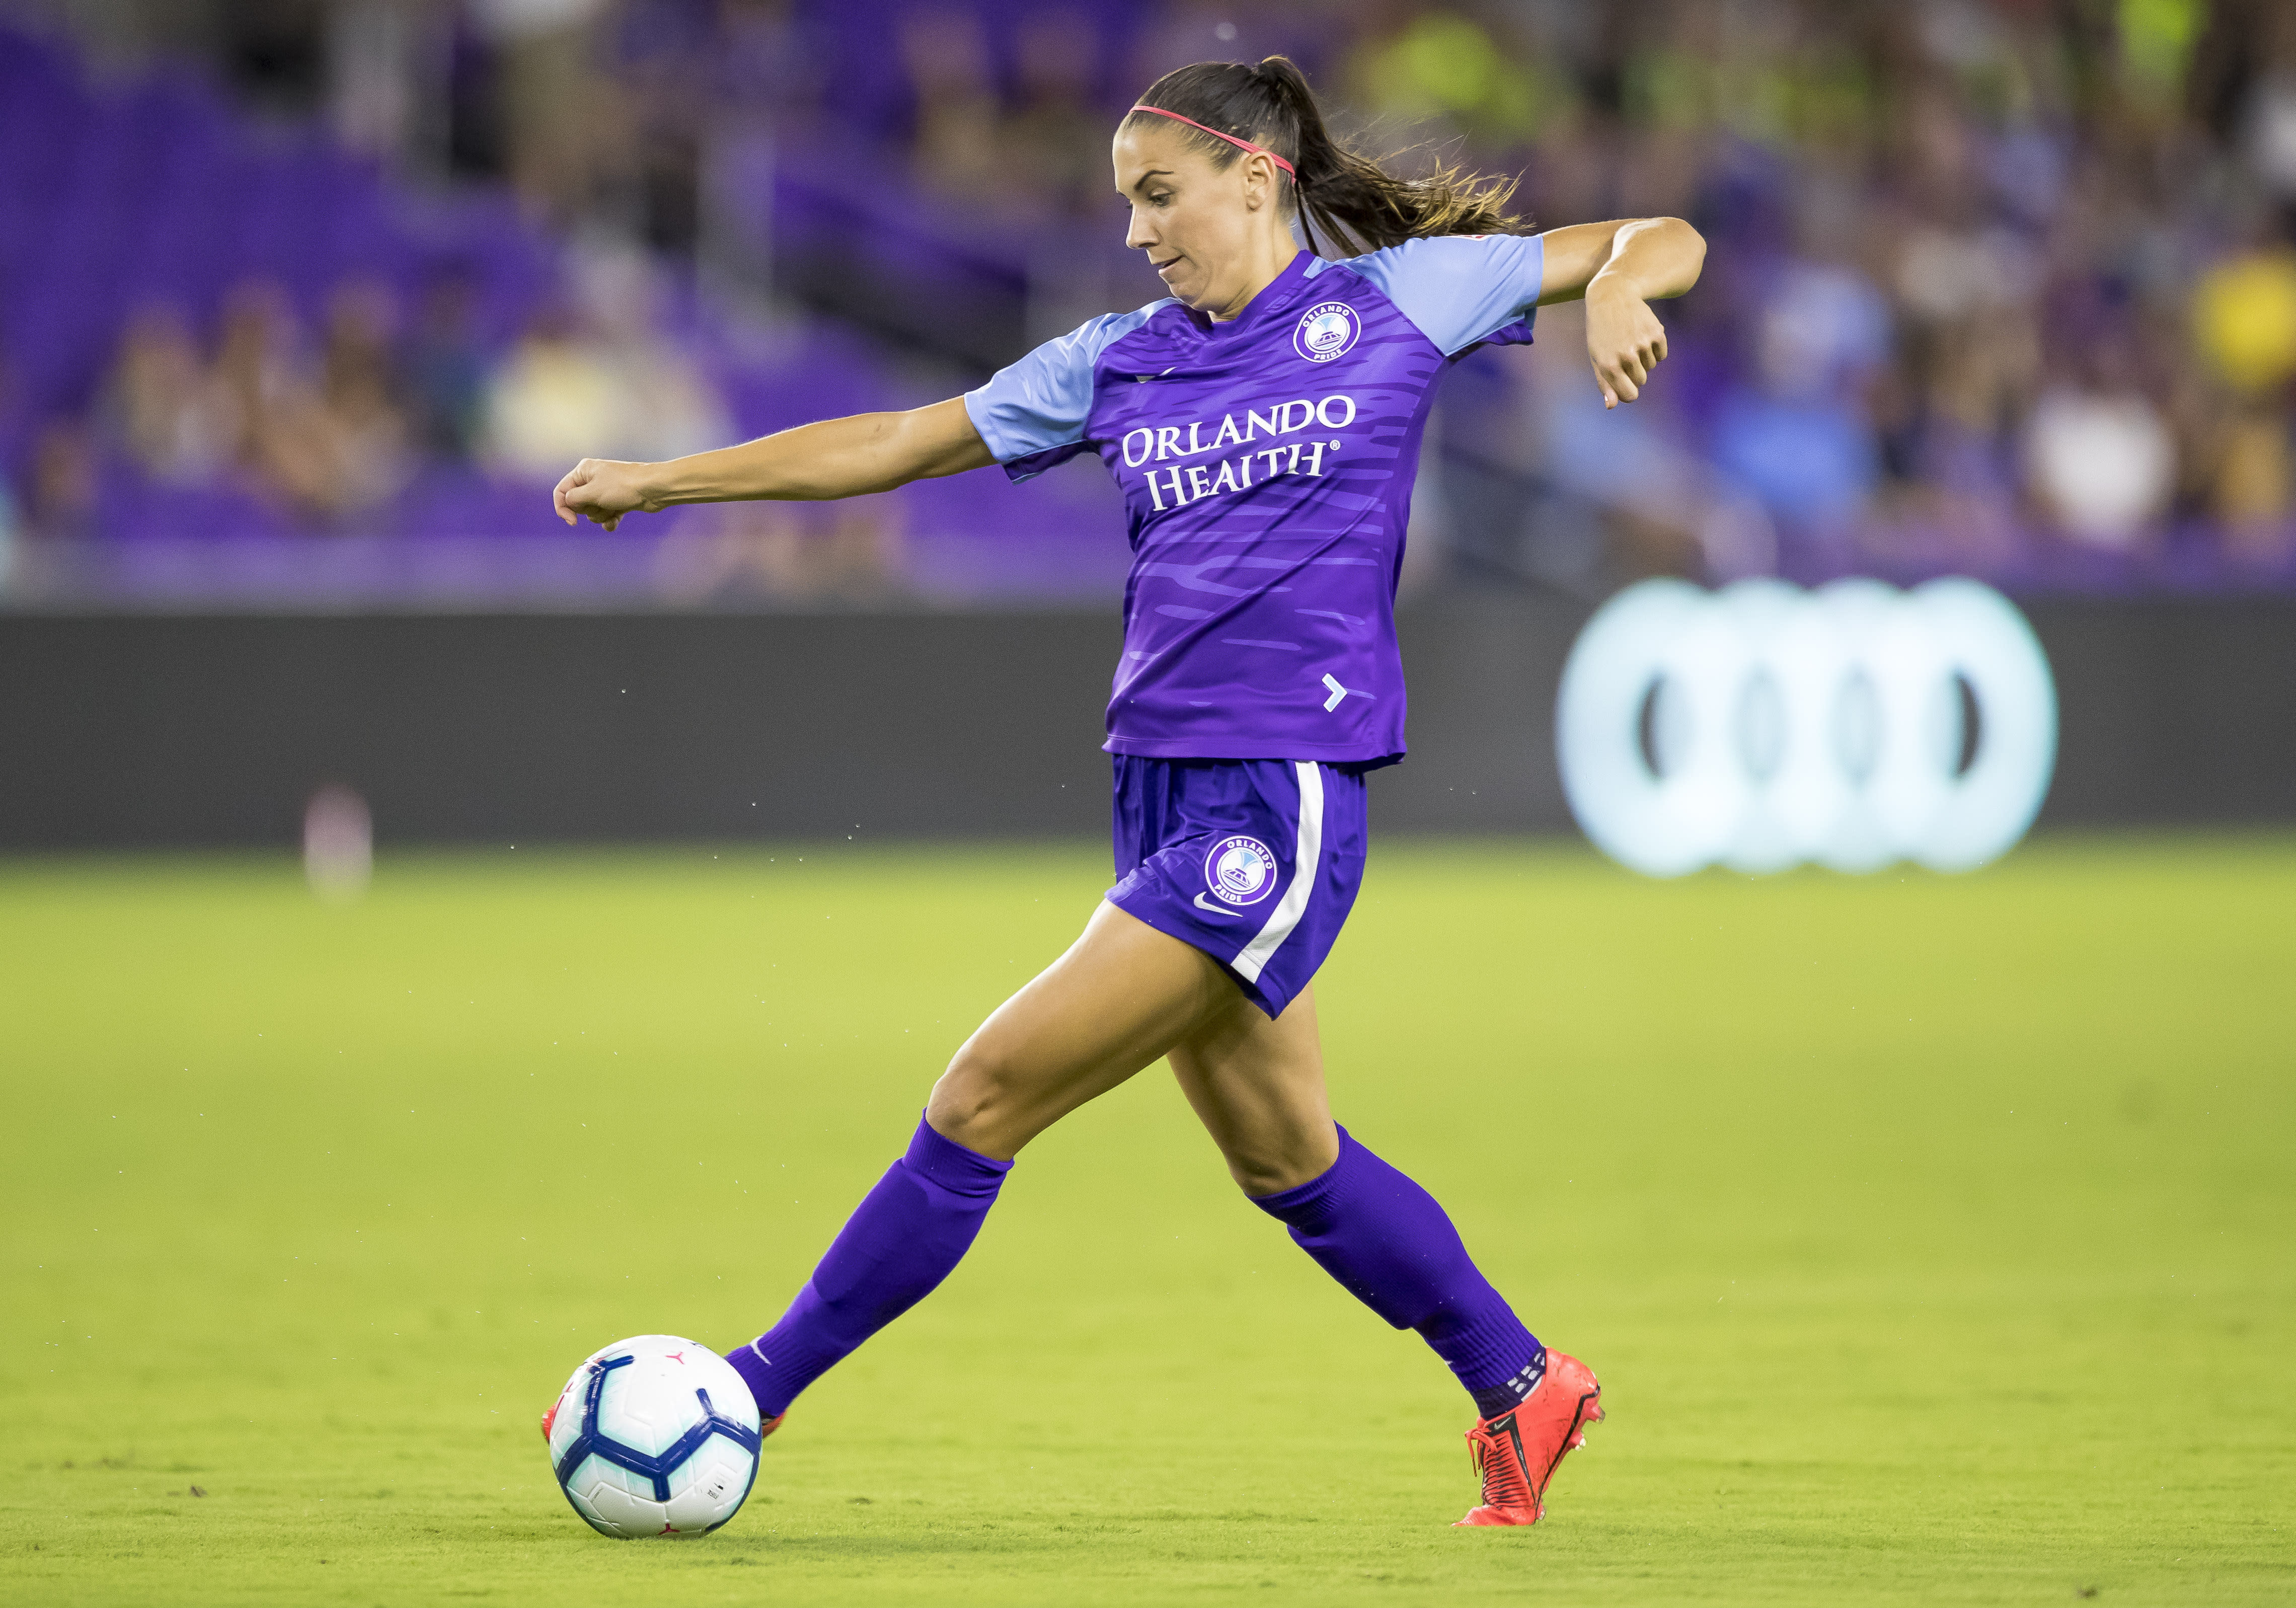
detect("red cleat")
[1455,1352,1602,1526]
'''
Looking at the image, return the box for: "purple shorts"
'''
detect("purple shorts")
[1106,756,1369,1019]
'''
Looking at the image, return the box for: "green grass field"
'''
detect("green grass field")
[2,837,2290,1605]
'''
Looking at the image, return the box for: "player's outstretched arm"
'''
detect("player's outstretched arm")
[554,397,995,529]
[1534,217,1707,410]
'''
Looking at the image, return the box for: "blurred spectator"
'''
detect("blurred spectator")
[611,0,719,253]
[328,0,421,163]
[474,0,621,226]
[1349,11,1537,148]
[2190,238,2296,555]
[26,421,99,541]
[212,280,368,522]
[1711,389,1881,545]
[482,305,624,478]
[210,281,315,506]
[1758,260,1892,405]
[2209,401,2293,555]
[408,272,492,462]
[574,247,730,461]
[109,306,236,486]
[2245,10,2296,200]
[220,0,327,117]
[2194,246,2296,397]
[319,280,415,514]
[1003,11,1108,217]
[483,248,727,479]
[1709,259,1890,546]
[715,0,814,129]
[903,8,1002,203]
[1878,217,2043,555]
[2025,381,2177,548]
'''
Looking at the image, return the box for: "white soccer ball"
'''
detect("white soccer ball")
[544,1335,762,1538]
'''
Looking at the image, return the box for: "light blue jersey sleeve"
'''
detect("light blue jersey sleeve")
[1333,234,1548,357]
[962,302,1169,477]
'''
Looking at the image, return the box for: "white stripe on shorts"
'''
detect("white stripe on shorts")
[1232,760,1324,985]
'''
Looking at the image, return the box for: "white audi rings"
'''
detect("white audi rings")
[1556,578,2057,876]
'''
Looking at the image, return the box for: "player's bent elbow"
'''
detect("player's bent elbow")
[1657,218,1707,294]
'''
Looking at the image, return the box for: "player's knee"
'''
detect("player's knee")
[1223,1153,1297,1197]
[927,1041,1023,1149]
[1219,1140,1321,1198]
[1216,1122,1339,1198]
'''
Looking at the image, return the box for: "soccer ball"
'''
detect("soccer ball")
[544,1335,763,1537]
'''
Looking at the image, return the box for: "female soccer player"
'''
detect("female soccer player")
[554,58,1702,1526]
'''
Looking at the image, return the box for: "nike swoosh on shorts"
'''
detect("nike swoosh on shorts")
[1191,893,1241,919]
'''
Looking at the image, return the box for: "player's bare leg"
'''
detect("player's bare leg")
[1166,983,1336,1194]
[927,899,1238,1159]
[719,901,1247,1422]
[1169,984,1601,1525]
[722,899,1597,1524]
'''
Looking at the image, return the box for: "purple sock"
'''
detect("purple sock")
[1252,1124,1544,1419]
[725,1113,1011,1418]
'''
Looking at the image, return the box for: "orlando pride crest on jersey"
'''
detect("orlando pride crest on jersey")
[964,235,1548,766]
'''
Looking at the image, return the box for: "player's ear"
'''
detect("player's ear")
[1243,152,1273,210]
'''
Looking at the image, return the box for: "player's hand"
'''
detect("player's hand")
[1583,277,1669,409]
[553,458,659,530]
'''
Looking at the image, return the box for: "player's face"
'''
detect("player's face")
[1113,123,1273,313]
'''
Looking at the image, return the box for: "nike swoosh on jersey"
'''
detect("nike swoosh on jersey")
[1191,893,1241,918]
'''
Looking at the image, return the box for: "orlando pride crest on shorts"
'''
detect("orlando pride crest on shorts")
[1107,755,1368,1019]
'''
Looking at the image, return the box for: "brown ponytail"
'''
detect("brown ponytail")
[1123,57,1525,255]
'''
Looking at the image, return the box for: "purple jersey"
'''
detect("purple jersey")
[964,235,1546,764]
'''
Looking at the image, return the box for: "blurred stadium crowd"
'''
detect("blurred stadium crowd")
[2,0,2294,605]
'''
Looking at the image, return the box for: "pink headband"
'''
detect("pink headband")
[1127,104,1296,177]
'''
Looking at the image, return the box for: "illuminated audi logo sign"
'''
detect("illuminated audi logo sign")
[1556,578,2057,876]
